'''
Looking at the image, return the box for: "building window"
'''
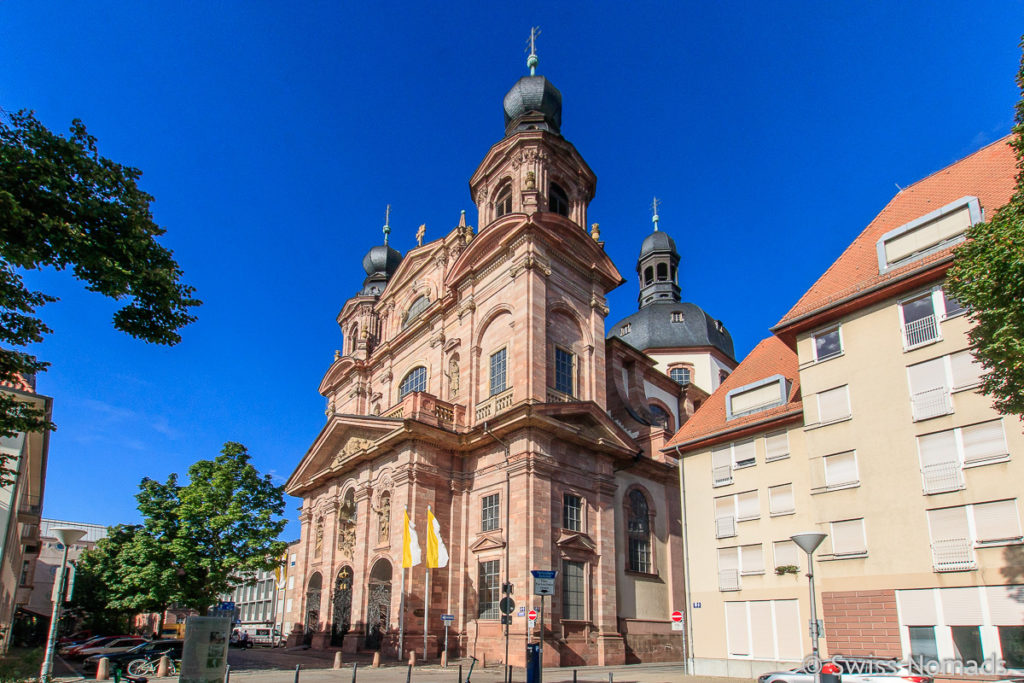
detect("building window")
[495,183,513,218]
[549,182,569,217]
[813,326,842,361]
[773,540,800,571]
[942,287,967,318]
[489,348,507,396]
[648,404,670,430]
[478,560,500,619]
[402,295,431,329]
[765,431,790,461]
[719,369,729,385]
[711,439,756,486]
[671,311,684,323]
[626,490,652,573]
[815,385,851,424]
[829,518,868,557]
[554,347,575,396]
[399,366,427,399]
[918,419,1008,494]
[909,626,939,663]
[620,322,631,336]
[563,493,582,531]
[999,626,1024,669]
[951,626,984,663]
[642,268,653,286]
[481,493,500,532]
[714,492,761,535]
[768,484,795,515]
[901,292,940,348]
[823,451,859,490]
[656,263,668,281]
[562,560,585,620]
[669,366,691,385]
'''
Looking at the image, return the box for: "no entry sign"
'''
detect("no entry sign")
[670,610,683,622]
[528,609,537,622]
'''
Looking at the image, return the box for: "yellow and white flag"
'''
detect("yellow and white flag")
[426,505,449,568]
[402,507,422,568]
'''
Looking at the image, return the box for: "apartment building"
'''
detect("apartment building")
[667,136,1024,677]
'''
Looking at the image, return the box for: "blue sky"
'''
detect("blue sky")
[2,2,1021,540]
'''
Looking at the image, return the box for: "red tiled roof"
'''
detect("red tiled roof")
[665,336,801,451]
[776,137,1017,329]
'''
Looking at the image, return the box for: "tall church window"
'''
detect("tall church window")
[554,347,575,396]
[478,560,500,619]
[495,183,513,218]
[489,348,507,396]
[399,367,427,398]
[549,182,569,217]
[481,493,500,532]
[627,490,652,573]
[563,493,582,532]
[562,560,585,620]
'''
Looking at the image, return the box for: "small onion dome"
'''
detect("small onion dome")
[503,76,562,136]
[362,244,402,278]
[638,230,677,259]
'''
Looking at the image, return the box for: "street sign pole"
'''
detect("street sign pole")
[538,596,544,683]
[443,622,449,666]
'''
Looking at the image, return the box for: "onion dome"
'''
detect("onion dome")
[503,76,562,136]
[359,207,403,297]
[639,230,677,259]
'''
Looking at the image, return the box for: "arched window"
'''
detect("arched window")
[399,367,427,398]
[549,182,569,217]
[648,404,670,430]
[402,295,430,329]
[643,266,654,286]
[495,183,513,218]
[656,263,668,281]
[627,490,652,573]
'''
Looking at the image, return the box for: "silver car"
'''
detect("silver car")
[758,657,933,683]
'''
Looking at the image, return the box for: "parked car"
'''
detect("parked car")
[62,635,133,658]
[74,637,148,661]
[758,657,932,683]
[83,639,183,674]
[58,630,92,646]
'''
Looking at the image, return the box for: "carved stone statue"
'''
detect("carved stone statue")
[377,492,390,544]
[314,517,324,557]
[449,357,460,398]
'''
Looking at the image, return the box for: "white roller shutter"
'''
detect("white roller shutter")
[950,349,984,389]
[750,601,775,659]
[773,540,800,569]
[985,585,1024,625]
[715,496,736,520]
[972,500,1021,543]
[769,484,795,515]
[718,547,739,571]
[940,587,983,625]
[765,431,790,460]
[818,386,851,423]
[725,602,749,656]
[774,600,802,660]
[961,420,1007,464]
[712,446,731,468]
[733,439,756,466]
[824,452,859,488]
[908,357,947,394]
[741,544,764,574]
[918,431,957,467]
[830,518,867,556]
[927,506,970,542]
[737,490,760,520]
[898,589,937,625]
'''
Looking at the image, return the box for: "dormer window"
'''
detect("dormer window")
[725,374,789,420]
[549,182,569,217]
[876,196,981,273]
[495,183,513,218]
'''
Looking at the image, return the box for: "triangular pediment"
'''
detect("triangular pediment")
[556,531,597,553]
[534,402,639,456]
[285,415,401,496]
[469,531,506,553]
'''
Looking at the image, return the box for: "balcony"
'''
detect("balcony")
[903,314,940,348]
[380,392,466,429]
[715,516,737,539]
[718,568,741,591]
[712,465,733,487]
[475,387,514,422]
[546,388,575,403]
[931,538,976,572]
[921,460,964,494]
[911,386,952,421]
[17,495,41,524]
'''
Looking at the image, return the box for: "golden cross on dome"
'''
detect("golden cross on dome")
[651,196,662,231]
[416,223,426,246]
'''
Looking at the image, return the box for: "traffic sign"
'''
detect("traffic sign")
[670,611,683,623]
[528,609,537,622]
[517,605,526,617]
[531,569,557,596]
[440,614,455,623]
[499,597,516,615]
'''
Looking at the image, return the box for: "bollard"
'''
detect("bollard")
[609,673,614,683]
[223,662,230,683]
[294,664,301,683]
[441,651,447,668]
[334,651,343,669]
[408,649,416,667]
[458,664,462,682]
[351,662,357,683]
[97,657,110,681]
[573,671,577,683]
[159,655,170,678]
[406,664,413,683]
[479,652,485,668]
[372,652,381,668]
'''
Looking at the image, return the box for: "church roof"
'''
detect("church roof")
[638,230,676,261]
[665,335,801,451]
[607,301,735,360]
[775,136,1016,331]
[503,75,562,136]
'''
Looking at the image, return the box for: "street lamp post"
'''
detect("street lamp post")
[790,532,827,683]
[40,527,87,681]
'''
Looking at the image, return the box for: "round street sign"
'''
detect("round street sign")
[528,609,537,622]
[671,610,683,623]
[500,597,516,615]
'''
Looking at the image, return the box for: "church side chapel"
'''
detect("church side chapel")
[284,36,719,667]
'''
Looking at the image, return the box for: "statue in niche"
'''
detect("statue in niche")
[314,517,324,557]
[337,493,356,556]
[448,358,460,398]
[377,491,391,544]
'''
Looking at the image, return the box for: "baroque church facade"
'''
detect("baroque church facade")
[283,57,728,666]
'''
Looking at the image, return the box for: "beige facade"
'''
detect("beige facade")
[23,520,106,624]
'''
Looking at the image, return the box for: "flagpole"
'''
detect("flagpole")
[399,566,406,660]
[424,568,430,661]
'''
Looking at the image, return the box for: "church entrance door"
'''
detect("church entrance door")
[304,572,322,646]
[364,558,392,650]
[331,566,353,646]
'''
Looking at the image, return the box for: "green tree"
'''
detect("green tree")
[70,525,144,634]
[136,442,288,611]
[947,40,1024,417]
[0,110,200,483]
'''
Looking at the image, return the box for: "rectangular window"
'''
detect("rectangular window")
[998,626,1024,669]
[478,560,500,619]
[718,547,740,591]
[972,499,1021,544]
[562,493,582,532]
[961,420,1008,464]
[908,357,951,420]
[942,287,967,318]
[909,626,939,664]
[733,439,756,468]
[765,431,790,461]
[769,484,795,515]
[736,490,760,521]
[918,430,963,494]
[902,292,940,348]
[951,626,983,663]
[813,326,842,361]
[823,451,859,489]
[950,349,983,390]
[554,347,575,396]
[817,386,851,424]
[830,518,867,557]
[773,540,800,570]
[481,493,500,532]
[715,496,737,539]
[561,560,585,620]
[927,505,973,571]
[739,544,764,575]
[489,348,507,396]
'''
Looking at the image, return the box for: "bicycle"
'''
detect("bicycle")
[127,657,178,677]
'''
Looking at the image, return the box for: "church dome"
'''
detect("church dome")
[607,301,736,361]
[362,244,402,278]
[639,230,677,259]
[503,76,562,136]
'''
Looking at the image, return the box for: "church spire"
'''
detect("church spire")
[651,196,661,231]
[526,26,541,76]
[383,204,391,245]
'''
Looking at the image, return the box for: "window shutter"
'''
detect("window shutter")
[940,587,983,625]
[733,439,756,466]
[725,602,749,656]
[818,386,851,423]
[917,431,958,468]
[961,420,1007,464]
[715,496,736,520]
[824,452,858,488]
[765,431,789,460]
[774,600,802,660]
[972,500,1021,543]
[830,519,866,555]
[741,544,764,574]
[712,446,731,469]
[749,601,774,658]
[898,589,938,624]
[908,358,947,394]
[986,585,1024,625]
[718,547,739,571]
[736,491,760,520]
[769,484,795,515]
[927,506,970,542]
[773,540,800,569]
[950,350,983,389]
